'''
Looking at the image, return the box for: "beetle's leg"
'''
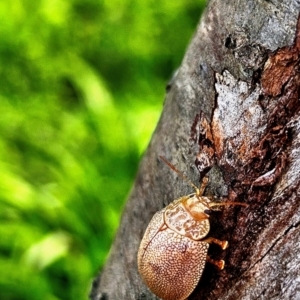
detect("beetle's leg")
[197,176,209,197]
[206,256,225,270]
[202,237,228,250]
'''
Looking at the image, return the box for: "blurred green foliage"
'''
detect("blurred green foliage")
[0,0,206,299]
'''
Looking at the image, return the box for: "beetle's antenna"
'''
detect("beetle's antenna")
[159,156,248,208]
[159,156,200,193]
[209,201,248,208]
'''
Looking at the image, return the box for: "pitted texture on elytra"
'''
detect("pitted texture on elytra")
[140,210,166,244]
[138,226,209,300]
[165,199,210,240]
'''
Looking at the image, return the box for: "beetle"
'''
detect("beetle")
[137,156,246,300]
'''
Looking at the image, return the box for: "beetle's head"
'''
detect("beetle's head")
[182,194,210,221]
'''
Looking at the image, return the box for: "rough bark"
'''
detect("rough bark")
[90,1,300,299]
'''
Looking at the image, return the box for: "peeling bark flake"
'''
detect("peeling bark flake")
[261,17,300,97]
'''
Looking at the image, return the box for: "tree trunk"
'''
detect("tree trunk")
[90,1,300,299]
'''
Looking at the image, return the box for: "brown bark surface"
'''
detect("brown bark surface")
[90,1,300,299]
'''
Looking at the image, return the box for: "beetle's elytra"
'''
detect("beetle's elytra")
[137,156,246,300]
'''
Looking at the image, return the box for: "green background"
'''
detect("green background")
[0,1,205,299]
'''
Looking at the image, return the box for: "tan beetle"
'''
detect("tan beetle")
[137,156,247,300]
